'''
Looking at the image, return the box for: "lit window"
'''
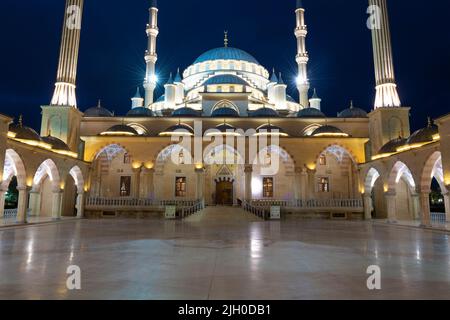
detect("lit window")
[230,86,235,93]
[175,177,187,197]
[319,155,327,166]
[263,177,274,198]
[318,177,330,193]
[120,176,131,197]
[217,86,222,93]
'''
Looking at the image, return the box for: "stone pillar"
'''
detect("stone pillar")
[76,192,85,218]
[244,165,253,201]
[132,167,142,198]
[28,190,41,217]
[411,193,421,220]
[307,169,316,199]
[0,189,6,218]
[300,167,308,200]
[363,193,373,220]
[51,188,63,220]
[419,191,431,227]
[444,192,450,222]
[16,186,30,224]
[385,192,397,223]
[195,168,205,201]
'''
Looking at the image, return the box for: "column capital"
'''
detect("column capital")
[142,167,155,174]
[16,186,31,192]
[195,167,205,174]
[244,165,253,173]
[132,166,143,174]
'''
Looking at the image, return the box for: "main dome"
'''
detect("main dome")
[194,47,260,65]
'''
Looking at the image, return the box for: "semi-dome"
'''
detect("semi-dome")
[255,123,288,137]
[194,47,260,65]
[159,123,194,136]
[100,125,138,136]
[338,102,368,118]
[9,121,42,142]
[211,107,240,118]
[84,101,114,117]
[126,107,154,117]
[204,75,249,86]
[297,108,326,118]
[41,135,70,151]
[311,125,349,137]
[407,119,439,146]
[250,107,280,118]
[378,137,407,155]
[172,107,200,118]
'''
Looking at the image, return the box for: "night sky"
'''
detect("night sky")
[0,0,449,132]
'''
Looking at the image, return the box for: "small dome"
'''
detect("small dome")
[311,125,348,137]
[41,135,70,151]
[159,123,194,136]
[338,102,368,118]
[100,125,138,136]
[126,107,154,117]
[204,75,249,86]
[84,101,114,117]
[407,119,439,145]
[297,108,326,118]
[9,121,42,142]
[255,123,288,136]
[250,107,280,118]
[378,137,407,155]
[172,107,200,118]
[211,107,240,118]
[206,123,241,137]
[194,47,260,65]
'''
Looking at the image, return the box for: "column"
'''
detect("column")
[293,167,302,201]
[76,192,85,218]
[28,189,41,217]
[384,192,397,223]
[195,167,205,201]
[363,193,373,220]
[132,167,142,198]
[0,189,6,218]
[140,167,155,199]
[16,186,30,224]
[411,193,421,220]
[244,165,253,201]
[307,169,316,200]
[51,188,63,220]
[300,167,308,201]
[419,191,431,227]
[444,192,450,222]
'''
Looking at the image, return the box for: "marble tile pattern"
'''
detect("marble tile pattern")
[0,207,449,300]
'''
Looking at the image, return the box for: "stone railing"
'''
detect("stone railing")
[85,197,201,211]
[2,208,32,221]
[180,199,205,219]
[250,199,364,211]
[431,212,447,224]
[243,200,268,220]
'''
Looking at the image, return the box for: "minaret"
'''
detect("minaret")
[144,0,159,107]
[174,68,185,105]
[295,0,310,108]
[369,0,401,108]
[50,0,84,108]
[131,87,144,109]
[309,89,321,110]
[164,73,176,110]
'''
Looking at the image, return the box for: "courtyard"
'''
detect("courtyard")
[0,207,449,300]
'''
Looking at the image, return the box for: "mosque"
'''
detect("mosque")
[0,0,449,226]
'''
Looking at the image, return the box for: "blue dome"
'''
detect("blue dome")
[126,107,154,117]
[250,108,280,118]
[297,108,326,118]
[172,107,200,117]
[194,47,260,65]
[204,75,249,86]
[84,102,114,117]
[338,103,368,118]
[211,107,240,118]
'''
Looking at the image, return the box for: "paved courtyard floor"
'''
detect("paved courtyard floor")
[0,206,450,300]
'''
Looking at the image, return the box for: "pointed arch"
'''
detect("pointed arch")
[94,144,130,161]
[33,159,61,190]
[2,149,27,189]
[204,143,245,166]
[315,144,358,165]
[69,166,85,193]
[364,168,381,194]
[155,144,194,166]
[387,161,416,192]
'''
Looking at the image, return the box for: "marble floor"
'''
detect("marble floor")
[0,206,450,300]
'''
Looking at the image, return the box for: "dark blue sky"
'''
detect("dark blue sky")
[0,0,449,131]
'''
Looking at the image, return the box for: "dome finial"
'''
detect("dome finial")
[97,99,102,108]
[18,114,23,127]
[224,31,229,47]
[350,100,354,109]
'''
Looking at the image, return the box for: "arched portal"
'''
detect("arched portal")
[62,166,85,217]
[387,161,418,221]
[31,159,61,218]
[421,152,448,221]
[363,168,384,219]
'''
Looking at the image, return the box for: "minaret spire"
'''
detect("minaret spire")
[50,0,84,108]
[295,0,310,108]
[144,0,159,108]
[224,31,229,47]
[368,0,401,108]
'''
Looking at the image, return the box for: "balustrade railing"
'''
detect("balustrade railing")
[180,199,205,219]
[431,212,447,224]
[250,199,364,209]
[242,200,268,220]
[85,197,202,209]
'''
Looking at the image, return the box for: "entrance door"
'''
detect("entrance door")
[216,181,234,206]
